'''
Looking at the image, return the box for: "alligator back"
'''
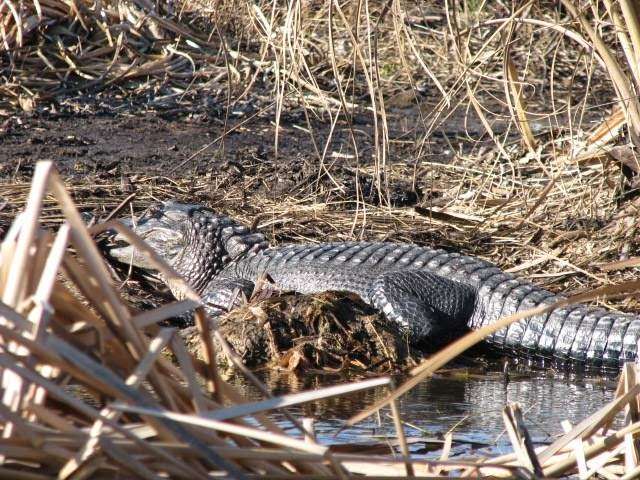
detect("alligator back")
[224,241,640,368]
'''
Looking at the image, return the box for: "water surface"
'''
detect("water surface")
[228,363,619,459]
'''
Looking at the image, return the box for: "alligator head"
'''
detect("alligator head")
[108,201,268,294]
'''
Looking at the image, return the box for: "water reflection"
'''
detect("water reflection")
[227,365,619,458]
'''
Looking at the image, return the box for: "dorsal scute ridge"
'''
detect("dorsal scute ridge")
[186,205,268,261]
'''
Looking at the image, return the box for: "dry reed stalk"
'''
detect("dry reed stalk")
[1,161,54,440]
[618,0,640,89]
[502,403,543,476]
[504,57,537,153]
[560,0,640,147]
[57,327,176,479]
[4,160,640,478]
[387,382,414,477]
[622,363,640,471]
[201,377,390,421]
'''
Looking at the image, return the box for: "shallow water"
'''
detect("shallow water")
[227,363,620,459]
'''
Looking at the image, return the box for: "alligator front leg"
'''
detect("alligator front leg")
[369,270,476,347]
[200,278,256,317]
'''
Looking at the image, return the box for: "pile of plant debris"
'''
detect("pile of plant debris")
[180,291,420,373]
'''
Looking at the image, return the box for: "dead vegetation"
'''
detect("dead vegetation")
[178,291,419,374]
[3,0,640,477]
[3,161,640,478]
[2,1,640,306]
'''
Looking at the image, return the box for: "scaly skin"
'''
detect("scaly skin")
[109,202,640,369]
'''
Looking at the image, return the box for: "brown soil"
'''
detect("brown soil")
[0,88,489,183]
[0,100,301,177]
[0,91,456,243]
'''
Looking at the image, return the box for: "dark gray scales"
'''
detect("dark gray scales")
[109,201,640,368]
[554,306,591,359]
[369,270,475,341]
[587,314,617,362]
[603,315,634,364]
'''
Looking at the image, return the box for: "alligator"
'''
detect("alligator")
[107,201,640,368]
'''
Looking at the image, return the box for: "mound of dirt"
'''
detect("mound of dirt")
[180,291,421,374]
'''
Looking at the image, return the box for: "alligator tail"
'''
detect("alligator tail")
[470,276,640,368]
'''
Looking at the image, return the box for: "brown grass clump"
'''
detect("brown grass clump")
[1,0,227,109]
[2,161,640,478]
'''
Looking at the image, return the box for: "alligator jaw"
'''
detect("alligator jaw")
[106,215,178,270]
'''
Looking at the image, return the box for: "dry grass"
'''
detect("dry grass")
[1,161,640,478]
[0,0,225,106]
[2,3,639,261]
[2,1,639,246]
[3,2,640,477]
[1,2,637,150]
